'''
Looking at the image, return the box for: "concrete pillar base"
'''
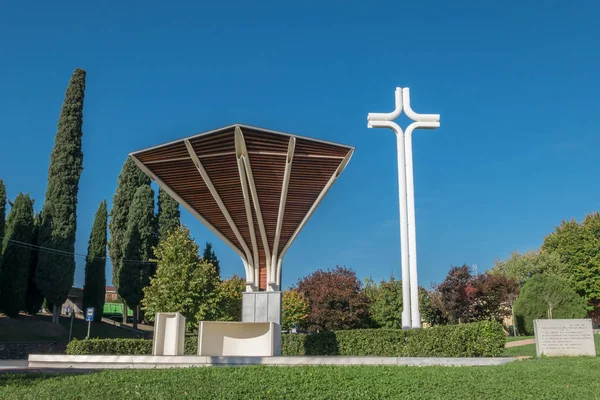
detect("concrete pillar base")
[242,291,282,326]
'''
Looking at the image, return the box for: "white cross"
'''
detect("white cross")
[367,87,440,329]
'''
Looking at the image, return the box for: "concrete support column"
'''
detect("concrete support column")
[242,291,282,326]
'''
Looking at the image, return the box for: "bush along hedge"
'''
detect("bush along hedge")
[67,321,505,357]
[282,320,506,357]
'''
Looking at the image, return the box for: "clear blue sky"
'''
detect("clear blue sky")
[1,1,599,289]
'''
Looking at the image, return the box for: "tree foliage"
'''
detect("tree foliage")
[0,194,35,316]
[282,289,310,331]
[419,287,447,326]
[24,212,44,315]
[142,226,220,330]
[436,265,472,324]
[542,213,600,307]
[83,200,108,322]
[514,274,587,335]
[157,188,180,242]
[297,266,370,332]
[490,250,566,285]
[0,180,6,257]
[37,68,86,321]
[364,277,403,329]
[215,275,245,322]
[202,242,220,276]
[108,157,150,291]
[466,274,519,322]
[118,185,156,327]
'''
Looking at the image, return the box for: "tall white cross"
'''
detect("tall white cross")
[367,87,440,329]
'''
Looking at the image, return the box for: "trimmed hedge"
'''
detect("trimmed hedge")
[67,337,198,356]
[67,321,505,357]
[67,339,152,355]
[282,320,505,357]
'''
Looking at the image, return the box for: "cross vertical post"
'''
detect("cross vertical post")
[368,87,440,329]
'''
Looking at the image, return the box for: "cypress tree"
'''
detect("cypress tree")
[0,194,35,317]
[83,200,108,323]
[24,213,44,315]
[108,157,150,320]
[202,242,221,276]
[157,188,180,242]
[36,68,86,323]
[0,180,6,253]
[118,185,156,329]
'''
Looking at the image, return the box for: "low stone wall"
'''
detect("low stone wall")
[0,342,67,360]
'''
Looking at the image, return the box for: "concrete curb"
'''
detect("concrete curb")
[27,355,518,369]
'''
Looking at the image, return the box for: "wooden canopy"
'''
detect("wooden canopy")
[130,124,354,291]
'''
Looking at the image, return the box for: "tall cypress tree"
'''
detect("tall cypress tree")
[118,185,156,329]
[157,188,180,242]
[0,194,35,317]
[0,180,6,256]
[24,212,44,315]
[83,200,108,323]
[202,242,221,276]
[108,157,150,318]
[36,68,86,323]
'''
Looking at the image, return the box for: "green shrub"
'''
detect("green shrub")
[281,320,505,357]
[67,339,152,355]
[67,321,505,358]
[514,274,587,335]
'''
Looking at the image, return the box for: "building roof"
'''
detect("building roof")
[130,124,354,290]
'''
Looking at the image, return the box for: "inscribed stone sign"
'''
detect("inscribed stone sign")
[533,319,595,357]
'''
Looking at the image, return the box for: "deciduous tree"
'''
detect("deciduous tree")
[216,275,245,321]
[282,289,310,331]
[436,265,472,324]
[365,277,403,329]
[466,273,519,323]
[542,213,600,307]
[490,250,566,285]
[297,266,370,332]
[142,226,220,330]
[514,274,587,335]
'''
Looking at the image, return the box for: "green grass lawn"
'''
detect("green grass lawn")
[0,314,140,342]
[503,334,600,357]
[1,358,599,399]
[505,335,534,342]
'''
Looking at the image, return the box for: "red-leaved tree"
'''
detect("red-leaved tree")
[467,274,519,322]
[297,266,370,332]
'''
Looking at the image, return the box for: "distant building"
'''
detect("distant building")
[61,287,83,315]
[105,286,118,303]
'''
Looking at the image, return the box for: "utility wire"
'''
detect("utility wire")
[0,237,156,265]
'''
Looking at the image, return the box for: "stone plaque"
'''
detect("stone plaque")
[533,319,596,357]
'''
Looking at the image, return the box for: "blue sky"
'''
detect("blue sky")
[1,1,599,289]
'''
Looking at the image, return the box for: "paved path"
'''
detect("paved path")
[505,339,535,348]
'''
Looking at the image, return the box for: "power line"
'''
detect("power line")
[0,237,155,265]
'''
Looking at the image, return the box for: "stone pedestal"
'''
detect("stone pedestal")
[242,291,282,325]
[153,312,186,356]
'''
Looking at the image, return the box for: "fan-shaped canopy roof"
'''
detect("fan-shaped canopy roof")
[130,124,353,291]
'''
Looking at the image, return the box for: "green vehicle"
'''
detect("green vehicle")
[103,303,133,317]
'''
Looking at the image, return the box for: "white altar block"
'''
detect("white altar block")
[153,312,186,356]
[198,321,281,357]
[534,319,596,357]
